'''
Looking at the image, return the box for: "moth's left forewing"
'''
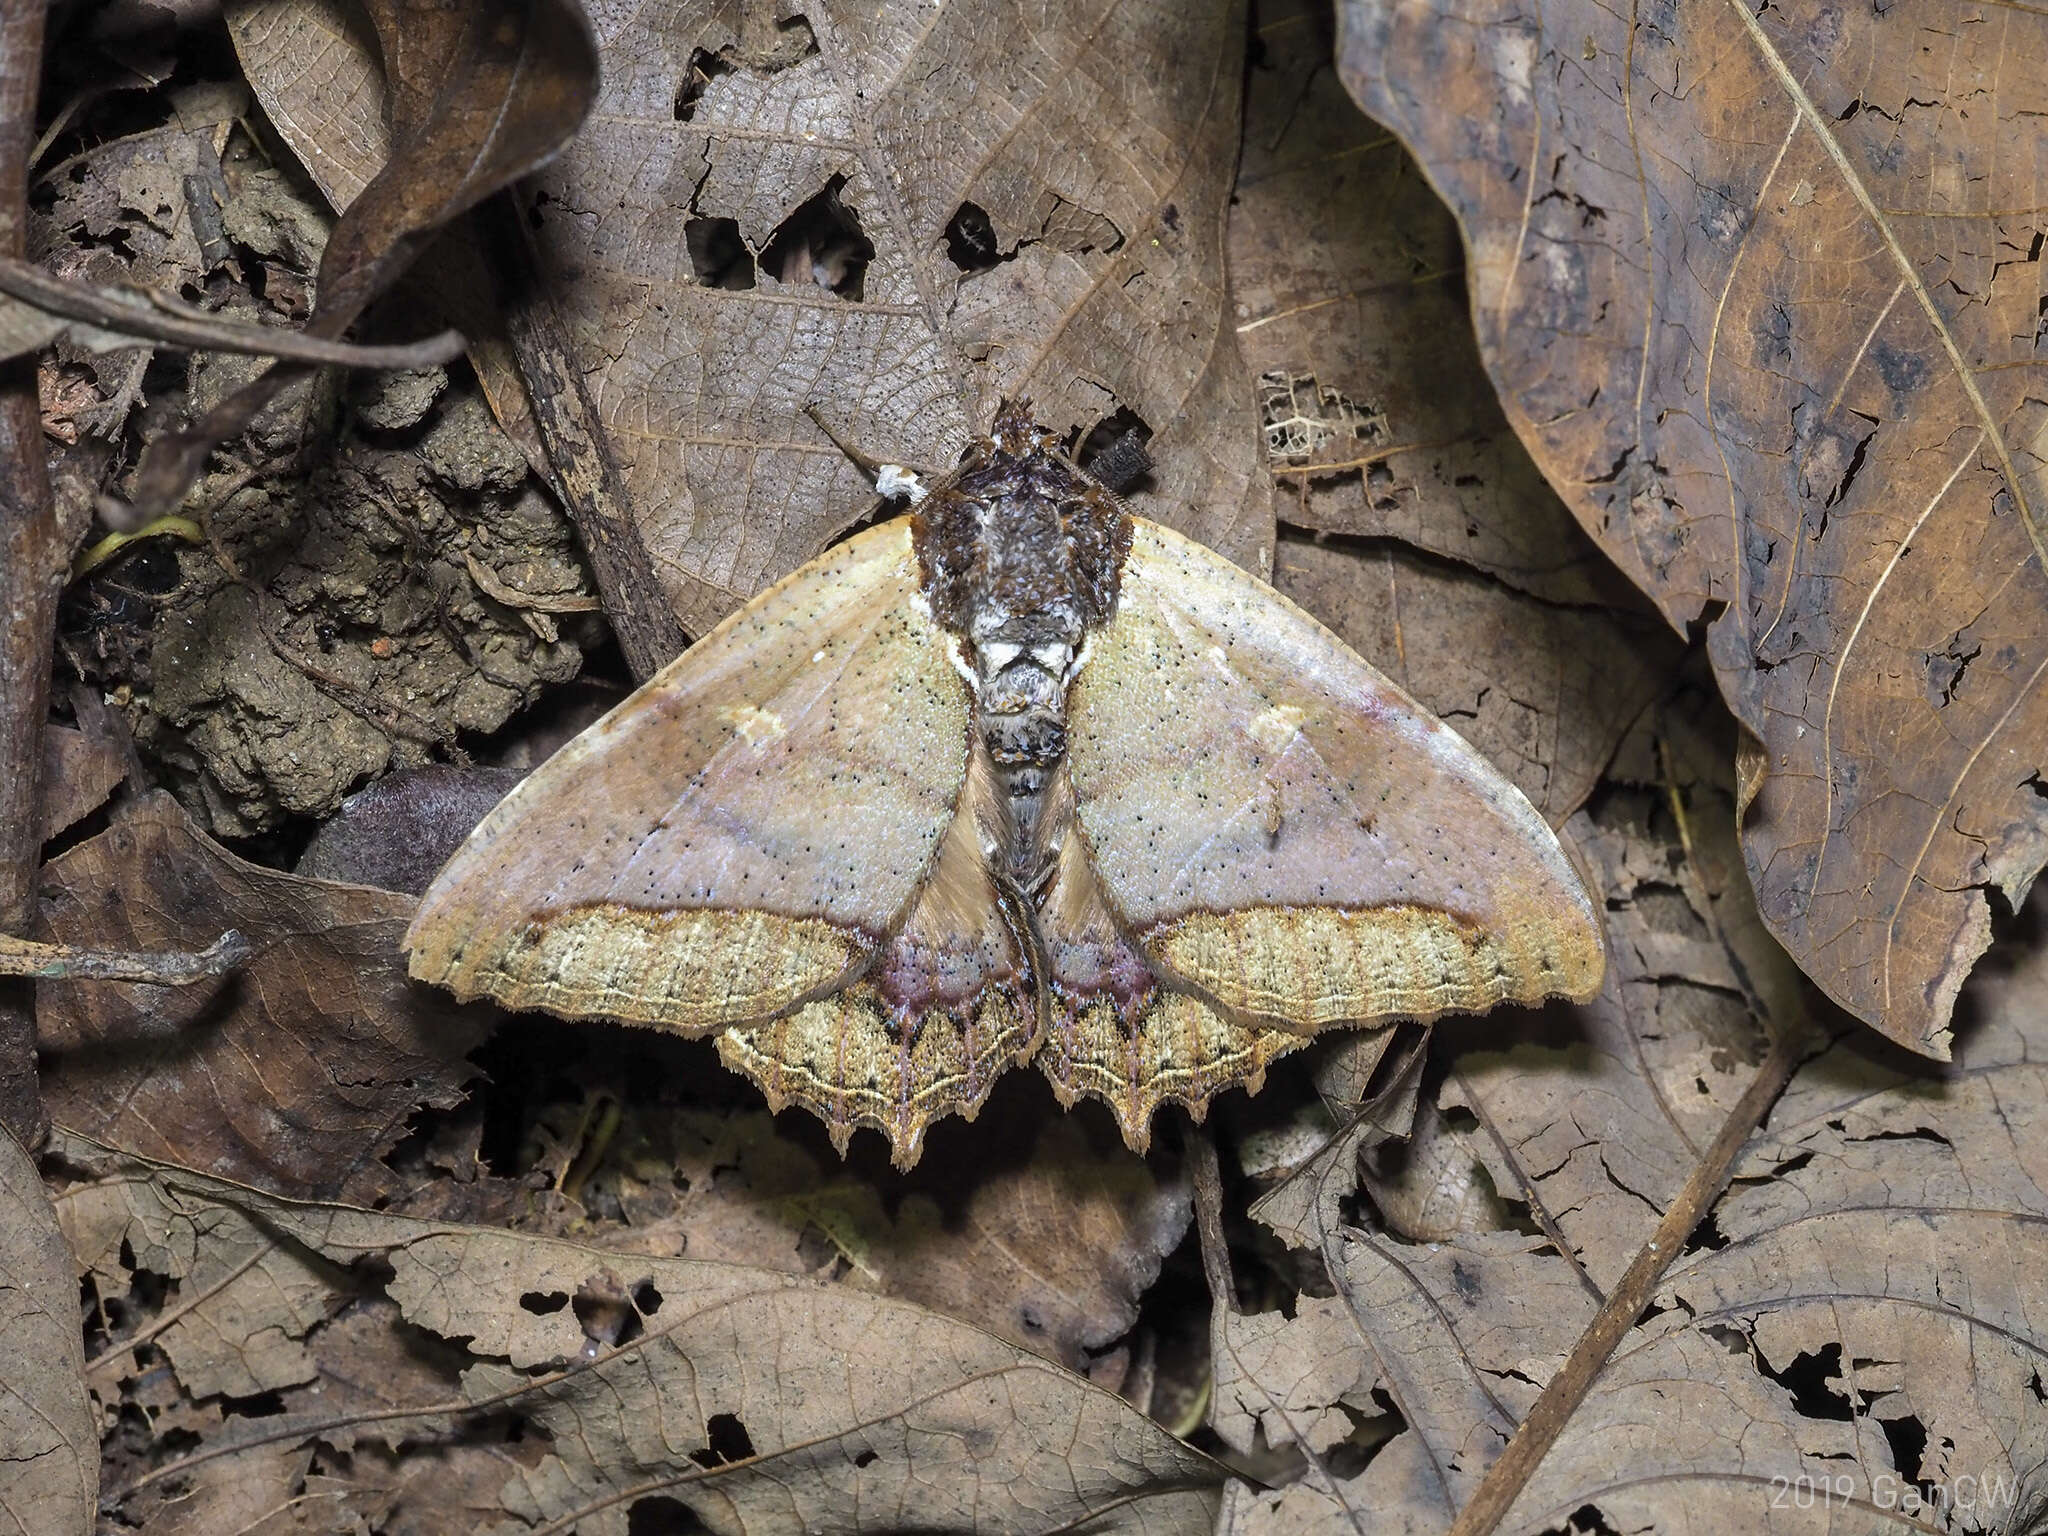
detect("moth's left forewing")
[1067,518,1604,1029]
[404,519,972,1031]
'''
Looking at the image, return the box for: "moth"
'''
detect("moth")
[406,404,1605,1167]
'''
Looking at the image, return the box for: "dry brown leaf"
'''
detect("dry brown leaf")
[130,0,599,515]
[1216,750,2048,1531]
[230,0,1271,634]
[32,108,240,442]
[0,1129,96,1536]
[34,792,492,1200]
[1225,0,1679,828]
[39,721,125,841]
[845,1113,1192,1377]
[1232,0,1626,608]
[60,1134,1223,1534]
[1337,0,2048,1059]
[476,1082,1191,1380]
[1445,692,1803,1289]
[1214,1229,1590,1530]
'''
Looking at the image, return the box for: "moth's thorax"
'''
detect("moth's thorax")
[912,414,1132,887]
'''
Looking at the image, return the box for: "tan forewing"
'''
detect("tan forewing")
[1067,518,1603,1027]
[718,747,1040,1167]
[405,517,971,1029]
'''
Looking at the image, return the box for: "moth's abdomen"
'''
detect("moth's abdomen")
[974,633,1076,886]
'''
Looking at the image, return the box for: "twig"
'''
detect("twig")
[478,194,689,680]
[0,929,251,983]
[0,0,69,1146]
[1185,1123,1237,1315]
[0,254,467,368]
[1445,1022,1811,1536]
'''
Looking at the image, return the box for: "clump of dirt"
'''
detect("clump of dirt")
[43,80,600,839]
[128,375,597,837]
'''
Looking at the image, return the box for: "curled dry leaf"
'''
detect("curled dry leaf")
[1338,0,2048,1057]
[1214,739,2048,1531]
[0,1129,96,1536]
[58,1133,1223,1534]
[130,0,600,515]
[232,0,1270,634]
[815,1112,1193,1378]
[34,792,492,1201]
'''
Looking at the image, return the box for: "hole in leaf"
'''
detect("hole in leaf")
[519,1290,569,1315]
[689,1411,757,1468]
[760,176,873,300]
[1683,1209,1729,1253]
[1762,1342,1855,1421]
[573,1271,643,1351]
[628,1495,710,1534]
[852,1448,878,1468]
[1073,407,1153,493]
[674,15,817,121]
[944,200,1004,272]
[1879,1412,1934,1498]
[674,48,733,121]
[632,1279,664,1315]
[685,217,756,289]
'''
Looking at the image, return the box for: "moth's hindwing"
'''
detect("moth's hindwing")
[1066,517,1605,1028]
[1035,811,1311,1150]
[717,749,1041,1167]
[403,517,972,1030]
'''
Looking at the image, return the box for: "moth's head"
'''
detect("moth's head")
[986,397,1055,459]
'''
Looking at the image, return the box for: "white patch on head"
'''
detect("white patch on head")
[980,640,1023,672]
[1248,704,1307,753]
[1066,632,1095,683]
[718,703,788,748]
[875,464,928,503]
[1029,642,1071,672]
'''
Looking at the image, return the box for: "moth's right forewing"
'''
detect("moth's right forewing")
[1067,518,1603,1029]
[404,518,973,1030]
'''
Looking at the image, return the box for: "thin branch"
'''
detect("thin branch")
[0,0,66,1145]
[1446,1022,1811,1536]
[477,193,689,680]
[1186,1123,1238,1314]
[0,930,251,984]
[0,254,467,367]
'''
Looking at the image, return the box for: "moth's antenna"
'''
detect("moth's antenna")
[802,405,932,504]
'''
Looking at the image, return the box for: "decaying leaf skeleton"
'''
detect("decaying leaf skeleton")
[406,404,1605,1166]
